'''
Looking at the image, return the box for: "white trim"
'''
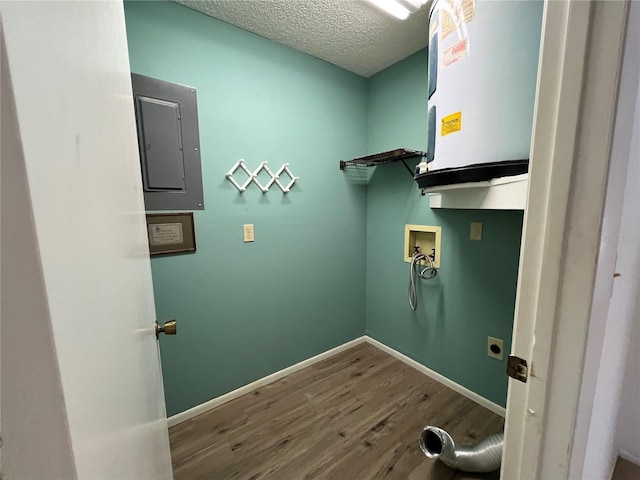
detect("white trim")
[426,174,528,211]
[167,337,367,427]
[607,456,619,480]
[502,1,629,479]
[364,337,506,417]
[168,335,506,427]
[619,450,640,467]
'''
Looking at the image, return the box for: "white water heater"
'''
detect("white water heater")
[417,0,543,188]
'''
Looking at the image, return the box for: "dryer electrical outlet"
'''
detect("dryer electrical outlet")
[487,337,504,361]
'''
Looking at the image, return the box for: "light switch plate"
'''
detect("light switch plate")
[470,222,483,240]
[243,224,254,242]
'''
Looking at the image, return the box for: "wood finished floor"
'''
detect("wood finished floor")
[612,457,640,480]
[169,342,504,480]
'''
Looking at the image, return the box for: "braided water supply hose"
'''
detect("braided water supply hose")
[408,249,438,310]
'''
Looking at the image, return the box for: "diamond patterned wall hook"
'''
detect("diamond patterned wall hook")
[226,159,299,194]
[273,164,297,193]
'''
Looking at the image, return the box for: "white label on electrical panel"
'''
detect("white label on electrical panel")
[148,223,184,245]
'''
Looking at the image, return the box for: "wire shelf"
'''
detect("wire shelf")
[339,148,426,178]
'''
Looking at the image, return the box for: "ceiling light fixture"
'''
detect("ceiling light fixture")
[402,0,430,10]
[366,0,412,20]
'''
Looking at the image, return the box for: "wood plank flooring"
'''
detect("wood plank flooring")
[169,342,504,480]
[612,457,640,480]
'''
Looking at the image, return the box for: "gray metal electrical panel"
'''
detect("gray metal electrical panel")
[131,73,204,210]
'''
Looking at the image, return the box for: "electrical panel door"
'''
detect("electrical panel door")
[132,73,204,210]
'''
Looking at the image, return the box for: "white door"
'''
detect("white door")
[502,1,630,478]
[1,1,173,478]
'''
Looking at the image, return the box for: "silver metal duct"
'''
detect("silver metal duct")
[419,426,503,473]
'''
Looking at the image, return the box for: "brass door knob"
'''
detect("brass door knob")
[155,320,177,338]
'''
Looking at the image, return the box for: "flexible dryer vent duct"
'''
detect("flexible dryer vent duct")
[419,426,503,473]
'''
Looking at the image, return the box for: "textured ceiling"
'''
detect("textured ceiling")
[175,0,431,77]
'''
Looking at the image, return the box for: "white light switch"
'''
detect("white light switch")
[243,224,254,242]
[470,222,483,241]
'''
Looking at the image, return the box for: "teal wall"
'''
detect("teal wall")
[124,1,368,416]
[125,3,523,415]
[366,50,523,407]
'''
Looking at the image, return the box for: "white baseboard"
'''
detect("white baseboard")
[167,336,367,427]
[364,336,506,417]
[619,449,640,466]
[607,454,618,480]
[167,334,505,427]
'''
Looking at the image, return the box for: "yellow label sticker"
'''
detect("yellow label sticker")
[440,9,456,40]
[441,111,462,136]
[441,0,476,40]
[462,0,476,24]
[429,15,438,39]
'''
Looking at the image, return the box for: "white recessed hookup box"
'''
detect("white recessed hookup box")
[404,224,442,268]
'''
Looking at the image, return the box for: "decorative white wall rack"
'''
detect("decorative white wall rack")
[226,159,299,194]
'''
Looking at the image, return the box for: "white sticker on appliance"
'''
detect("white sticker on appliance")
[442,38,468,67]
